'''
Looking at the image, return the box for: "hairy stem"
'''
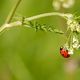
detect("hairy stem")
[5,0,22,23]
[0,12,73,33]
[25,12,73,21]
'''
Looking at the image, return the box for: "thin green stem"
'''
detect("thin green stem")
[0,12,73,33]
[25,12,72,21]
[5,0,22,23]
[65,31,73,45]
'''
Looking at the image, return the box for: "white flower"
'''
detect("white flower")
[73,35,78,43]
[76,24,80,32]
[64,44,74,54]
[67,18,80,32]
[52,0,75,10]
[52,0,61,10]
[72,35,80,49]
[67,19,75,31]
[68,48,74,54]
[62,0,75,8]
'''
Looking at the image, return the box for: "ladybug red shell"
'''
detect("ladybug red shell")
[60,47,70,58]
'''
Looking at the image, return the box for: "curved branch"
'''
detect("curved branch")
[25,12,73,21]
[0,12,73,33]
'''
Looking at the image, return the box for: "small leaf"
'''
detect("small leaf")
[54,29,64,34]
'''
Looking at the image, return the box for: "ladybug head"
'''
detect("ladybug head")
[60,47,63,50]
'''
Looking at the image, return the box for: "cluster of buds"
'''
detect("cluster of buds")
[67,18,80,33]
[60,35,80,58]
[72,35,80,49]
[60,14,80,58]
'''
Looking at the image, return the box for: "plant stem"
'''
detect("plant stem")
[65,31,73,45]
[5,0,22,23]
[25,12,72,21]
[0,12,73,32]
[0,21,22,32]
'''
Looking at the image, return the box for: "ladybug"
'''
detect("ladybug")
[60,47,70,58]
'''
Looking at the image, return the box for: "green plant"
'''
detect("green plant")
[0,0,80,58]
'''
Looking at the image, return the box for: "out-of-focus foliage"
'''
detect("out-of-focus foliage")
[0,0,80,80]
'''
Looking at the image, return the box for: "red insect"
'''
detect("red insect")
[60,47,70,58]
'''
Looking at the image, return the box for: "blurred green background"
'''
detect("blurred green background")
[0,0,80,80]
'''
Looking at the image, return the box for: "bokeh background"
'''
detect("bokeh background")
[0,0,80,80]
